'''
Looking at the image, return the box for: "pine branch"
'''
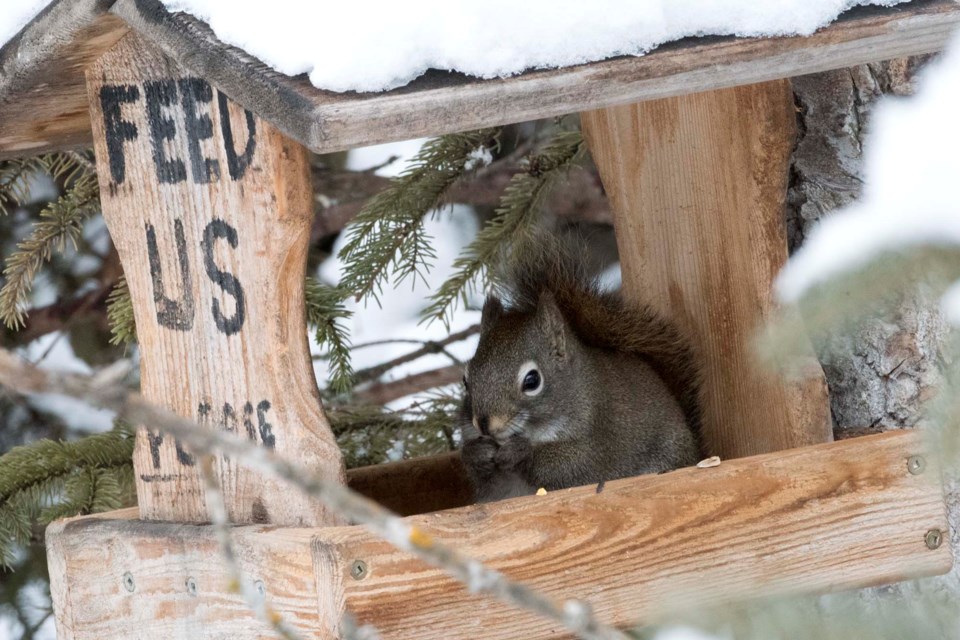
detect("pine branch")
[106,274,136,346]
[422,129,585,328]
[0,165,100,329]
[337,129,501,305]
[305,278,355,393]
[328,389,461,467]
[0,423,135,567]
[0,160,35,215]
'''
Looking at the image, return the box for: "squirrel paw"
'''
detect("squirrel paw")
[494,435,532,471]
[461,436,499,480]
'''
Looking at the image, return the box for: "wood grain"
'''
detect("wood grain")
[85,32,345,525]
[581,81,832,459]
[113,0,958,155]
[346,451,471,517]
[47,430,952,639]
[0,1,127,159]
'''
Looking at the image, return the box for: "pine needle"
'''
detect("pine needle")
[0,154,100,329]
[422,129,585,328]
[305,278,355,394]
[106,274,136,346]
[0,422,135,567]
[337,129,501,305]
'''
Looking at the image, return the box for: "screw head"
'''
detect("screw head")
[186,577,198,596]
[350,560,368,580]
[907,455,926,475]
[122,572,135,593]
[925,529,943,550]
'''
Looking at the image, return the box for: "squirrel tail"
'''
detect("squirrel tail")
[497,233,704,452]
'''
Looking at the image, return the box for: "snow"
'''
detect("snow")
[777,33,960,316]
[160,0,908,93]
[652,627,724,640]
[17,333,118,432]
[346,139,429,177]
[314,204,481,402]
[0,0,52,49]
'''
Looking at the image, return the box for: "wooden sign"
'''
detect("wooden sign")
[582,81,832,459]
[85,32,344,525]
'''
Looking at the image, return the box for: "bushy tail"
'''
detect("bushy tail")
[496,234,704,450]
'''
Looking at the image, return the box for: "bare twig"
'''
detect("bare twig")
[352,323,479,383]
[0,349,628,640]
[354,364,463,405]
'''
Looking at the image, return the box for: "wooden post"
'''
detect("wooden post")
[581,81,832,459]
[85,32,344,525]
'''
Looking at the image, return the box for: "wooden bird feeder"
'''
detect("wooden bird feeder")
[2,0,956,637]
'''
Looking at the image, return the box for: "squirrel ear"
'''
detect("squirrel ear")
[537,292,566,359]
[481,296,504,332]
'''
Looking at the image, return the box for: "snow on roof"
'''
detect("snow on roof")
[777,32,960,313]
[1,0,53,49]
[160,0,911,93]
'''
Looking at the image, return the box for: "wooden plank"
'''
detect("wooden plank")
[581,82,832,459]
[47,430,953,639]
[112,0,959,155]
[346,451,471,517]
[0,1,128,159]
[85,31,345,525]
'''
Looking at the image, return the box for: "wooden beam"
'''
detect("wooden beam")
[112,0,958,155]
[581,81,832,459]
[47,430,952,639]
[346,451,471,516]
[84,32,344,525]
[0,1,127,159]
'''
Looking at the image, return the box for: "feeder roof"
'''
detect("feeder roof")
[1,0,958,159]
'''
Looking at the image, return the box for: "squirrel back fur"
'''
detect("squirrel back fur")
[494,237,703,449]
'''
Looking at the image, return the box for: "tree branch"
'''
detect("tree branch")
[352,324,479,384]
[353,364,463,405]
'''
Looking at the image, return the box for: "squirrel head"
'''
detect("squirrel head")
[462,291,584,443]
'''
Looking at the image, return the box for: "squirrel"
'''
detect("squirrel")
[459,238,703,503]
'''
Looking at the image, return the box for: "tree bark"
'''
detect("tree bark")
[788,56,948,434]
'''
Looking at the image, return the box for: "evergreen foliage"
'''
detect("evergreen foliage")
[0,423,136,567]
[327,391,460,467]
[105,275,136,346]
[305,277,354,393]
[0,153,100,329]
[337,128,501,305]
[423,128,585,327]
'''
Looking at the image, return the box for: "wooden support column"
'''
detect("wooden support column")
[582,81,832,459]
[85,32,344,525]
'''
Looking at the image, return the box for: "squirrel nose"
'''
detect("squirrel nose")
[476,415,490,436]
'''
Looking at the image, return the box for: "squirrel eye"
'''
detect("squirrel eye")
[521,368,542,396]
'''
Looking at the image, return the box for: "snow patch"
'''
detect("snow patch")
[464,147,493,172]
[652,627,724,640]
[0,0,51,50]
[160,0,909,93]
[777,33,960,315]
